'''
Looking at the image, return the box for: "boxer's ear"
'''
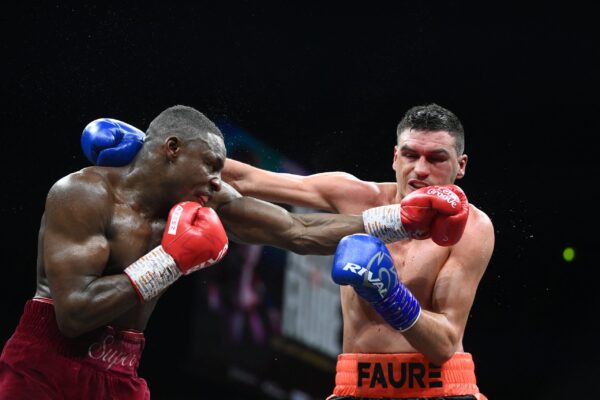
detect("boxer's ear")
[456,154,468,179]
[392,145,399,171]
[166,137,181,162]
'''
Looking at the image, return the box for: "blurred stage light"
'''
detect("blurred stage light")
[562,247,575,262]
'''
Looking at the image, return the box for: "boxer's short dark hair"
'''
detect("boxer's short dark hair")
[146,105,223,145]
[397,104,465,155]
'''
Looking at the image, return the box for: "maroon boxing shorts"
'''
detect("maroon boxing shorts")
[0,298,150,400]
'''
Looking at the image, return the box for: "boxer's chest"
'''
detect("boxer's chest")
[385,240,450,306]
[105,206,166,274]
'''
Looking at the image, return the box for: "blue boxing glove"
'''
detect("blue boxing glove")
[332,233,421,332]
[81,118,145,166]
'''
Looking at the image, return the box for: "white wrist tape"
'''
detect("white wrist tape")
[124,246,182,302]
[362,204,410,243]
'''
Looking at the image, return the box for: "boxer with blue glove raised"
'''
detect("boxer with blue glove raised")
[202,105,492,400]
[330,232,483,399]
[81,118,145,166]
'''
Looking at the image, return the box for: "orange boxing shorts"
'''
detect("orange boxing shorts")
[328,352,487,399]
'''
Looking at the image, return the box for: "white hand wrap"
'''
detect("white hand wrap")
[362,204,410,243]
[124,246,182,302]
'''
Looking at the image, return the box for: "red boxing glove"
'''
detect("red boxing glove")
[162,202,229,274]
[401,185,469,246]
[125,202,229,302]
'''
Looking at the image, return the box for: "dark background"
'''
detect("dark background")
[1,3,598,399]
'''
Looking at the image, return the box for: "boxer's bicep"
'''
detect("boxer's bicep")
[44,225,110,300]
[42,177,111,309]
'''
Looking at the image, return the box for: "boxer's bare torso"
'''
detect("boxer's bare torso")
[35,167,170,331]
[223,158,494,361]
[334,182,490,354]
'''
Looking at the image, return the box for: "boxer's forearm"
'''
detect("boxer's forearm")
[217,195,364,255]
[285,213,365,255]
[228,211,364,255]
[53,276,140,337]
[400,310,461,365]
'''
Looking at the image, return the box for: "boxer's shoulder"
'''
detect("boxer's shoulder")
[46,167,115,212]
[465,204,494,233]
[452,204,495,259]
[52,167,111,193]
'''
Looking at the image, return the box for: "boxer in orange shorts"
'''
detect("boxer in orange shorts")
[328,234,486,399]
[224,104,494,399]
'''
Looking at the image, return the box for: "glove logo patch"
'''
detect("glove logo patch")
[427,187,459,208]
[167,205,184,235]
[342,251,397,299]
